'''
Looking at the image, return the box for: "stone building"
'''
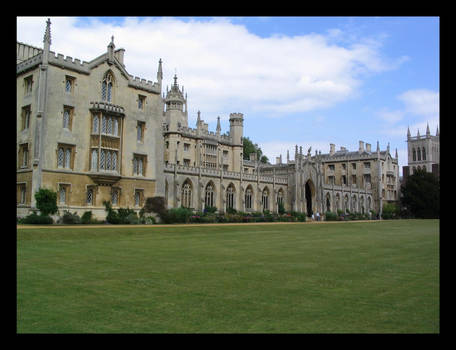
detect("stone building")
[402,125,440,179]
[17,19,400,219]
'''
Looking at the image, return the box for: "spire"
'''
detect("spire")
[107,35,115,63]
[216,116,221,135]
[395,148,398,159]
[287,149,290,163]
[157,58,163,82]
[196,110,201,127]
[43,18,51,46]
[376,140,380,153]
[173,73,178,87]
[426,122,430,136]
[436,126,439,136]
[417,129,420,138]
[407,126,411,139]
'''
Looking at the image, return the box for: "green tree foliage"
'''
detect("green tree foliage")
[400,168,439,218]
[34,188,58,216]
[242,136,269,164]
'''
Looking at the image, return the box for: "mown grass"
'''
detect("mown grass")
[17,220,439,333]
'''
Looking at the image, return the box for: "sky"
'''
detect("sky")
[17,16,439,175]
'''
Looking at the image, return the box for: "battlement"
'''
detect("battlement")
[128,75,160,93]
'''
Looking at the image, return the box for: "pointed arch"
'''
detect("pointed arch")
[305,179,315,217]
[325,192,331,212]
[102,70,115,102]
[245,184,254,211]
[226,183,236,210]
[205,180,216,209]
[181,178,193,209]
[261,186,270,211]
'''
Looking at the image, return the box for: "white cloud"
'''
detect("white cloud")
[17,16,405,121]
[398,89,439,118]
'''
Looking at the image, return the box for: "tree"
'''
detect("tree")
[242,136,269,164]
[400,168,439,218]
[34,188,58,216]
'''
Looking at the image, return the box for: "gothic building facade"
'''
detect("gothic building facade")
[17,20,400,219]
[402,125,440,179]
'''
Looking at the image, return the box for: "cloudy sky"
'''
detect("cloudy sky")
[17,16,439,174]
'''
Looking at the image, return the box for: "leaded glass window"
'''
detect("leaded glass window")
[65,148,71,168]
[91,149,98,171]
[102,116,107,134]
[112,152,117,171]
[107,117,112,135]
[57,148,64,167]
[106,151,112,170]
[59,185,66,204]
[112,189,119,206]
[87,188,93,205]
[100,150,105,170]
[93,115,99,134]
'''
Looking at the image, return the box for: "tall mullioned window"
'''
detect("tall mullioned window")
[205,183,215,208]
[245,187,253,210]
[182,181,192,208]
[226,184,235,210]
[102,72,114,102]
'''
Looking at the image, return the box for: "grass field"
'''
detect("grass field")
[17,220,439,333]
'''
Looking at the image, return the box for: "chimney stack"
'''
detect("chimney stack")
[359,141,364,153]
[366,143,371,153]
[330,143,335,156]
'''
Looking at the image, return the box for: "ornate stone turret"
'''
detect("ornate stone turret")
[163,74,188,130]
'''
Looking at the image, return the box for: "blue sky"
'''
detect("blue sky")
[17,17,439,174]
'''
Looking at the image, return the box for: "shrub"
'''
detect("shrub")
[22,213,53,224]
[325,211,338,221]
[34,188,58,216]
[382,203,400,220]
[143,197,166,216]
[161,207,193,224]
[204,206,217,214]
[62,210,81,224]
[81,211,93,224]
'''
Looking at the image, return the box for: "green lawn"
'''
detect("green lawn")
[17,220,439,333]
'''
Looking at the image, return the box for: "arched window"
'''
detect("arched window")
[277,189,284,207]
[205,183,215,209]
[65,148,71,168]
[422,147,426,160]
[326,193,331,212]
[226,184,235,210]
[412,148,416,161]
[63,109,70,129]
[102,72,114,102]
[417,147,421,161]
[182,181,192,208]
[262,188,269,211]
[245,186,253,210]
